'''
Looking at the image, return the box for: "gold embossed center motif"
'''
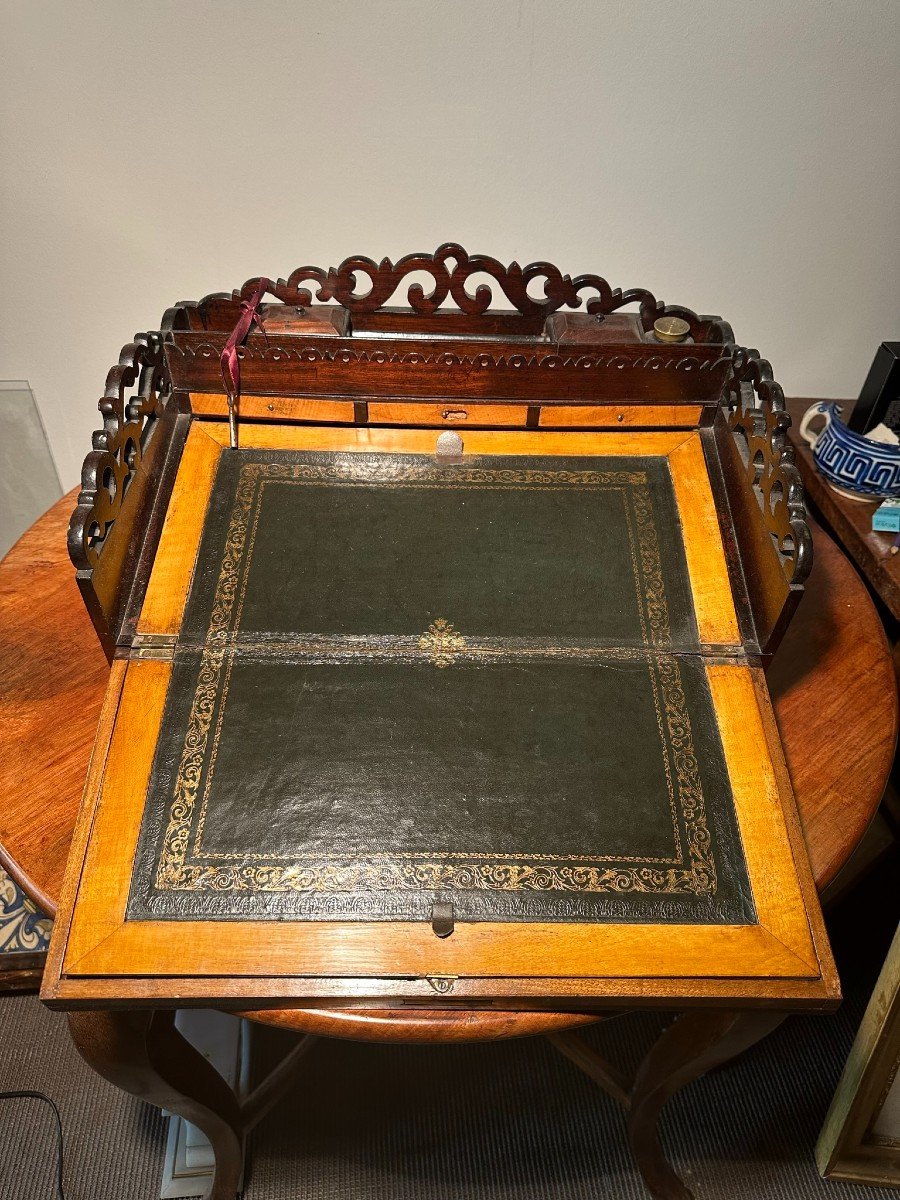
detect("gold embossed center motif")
[418,618,466,667]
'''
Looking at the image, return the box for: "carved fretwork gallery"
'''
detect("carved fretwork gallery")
[70,243,810,661]
[725,348,813,582]
[239,241,728,336]
[68,333,187,657]
[69,334,173,572]
[164,243,730,338]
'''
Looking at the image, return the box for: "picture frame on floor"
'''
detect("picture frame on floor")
[817,921,900,1185]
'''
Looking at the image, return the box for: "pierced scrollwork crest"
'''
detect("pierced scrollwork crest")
[68,334,173,571]
[723,348,812,585]
[219,242,726,340]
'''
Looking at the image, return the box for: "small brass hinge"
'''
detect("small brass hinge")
[425,974,458,994]
[130,633,177,661]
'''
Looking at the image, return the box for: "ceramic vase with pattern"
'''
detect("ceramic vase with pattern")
[799,402,900,500]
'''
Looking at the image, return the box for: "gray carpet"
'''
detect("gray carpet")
[2,853,898,1200]
[0,983,894,1200]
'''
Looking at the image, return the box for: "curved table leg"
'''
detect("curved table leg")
[68,1009,244,1200]
[546,1029,632,1108]
[627,1008,786,1200]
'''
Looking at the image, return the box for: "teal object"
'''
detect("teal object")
[873,498,900,532]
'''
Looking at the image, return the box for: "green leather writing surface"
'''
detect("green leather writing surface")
[127,450,754,925]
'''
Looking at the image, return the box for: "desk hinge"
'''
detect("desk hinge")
[130,633,177,661]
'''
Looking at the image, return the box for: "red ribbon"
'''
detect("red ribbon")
[220,277,271,443]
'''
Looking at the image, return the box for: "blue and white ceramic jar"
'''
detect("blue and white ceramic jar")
[799,402,900,500]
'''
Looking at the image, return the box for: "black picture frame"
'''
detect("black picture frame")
[848,342,900,435]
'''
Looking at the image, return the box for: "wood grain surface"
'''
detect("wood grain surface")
[766,517,897,886]
[0,496,109,915]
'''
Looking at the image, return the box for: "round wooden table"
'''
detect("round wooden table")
[1,491,896,1200]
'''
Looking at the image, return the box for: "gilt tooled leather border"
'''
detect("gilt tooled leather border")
[145,455,721,905]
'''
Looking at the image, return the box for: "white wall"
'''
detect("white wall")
[1,0,898,488]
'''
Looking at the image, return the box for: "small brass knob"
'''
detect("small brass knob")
[653,316,691,344]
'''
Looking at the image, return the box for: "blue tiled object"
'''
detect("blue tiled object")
[0,867,51,953]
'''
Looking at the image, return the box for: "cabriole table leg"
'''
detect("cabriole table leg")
[67,1008,244,1200]
[627,1008,787,1200]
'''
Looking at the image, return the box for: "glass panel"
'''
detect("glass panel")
[0,381,63,559]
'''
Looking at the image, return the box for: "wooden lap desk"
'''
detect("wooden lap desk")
[7,246,891,1198]
[48,419,833,1011]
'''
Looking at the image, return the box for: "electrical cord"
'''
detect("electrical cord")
[0,1090,66,1200]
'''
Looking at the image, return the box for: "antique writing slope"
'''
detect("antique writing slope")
[43,246,838,1011]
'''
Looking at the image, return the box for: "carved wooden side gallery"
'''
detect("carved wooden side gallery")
[68,334,174,572]
[722,347,812,587]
